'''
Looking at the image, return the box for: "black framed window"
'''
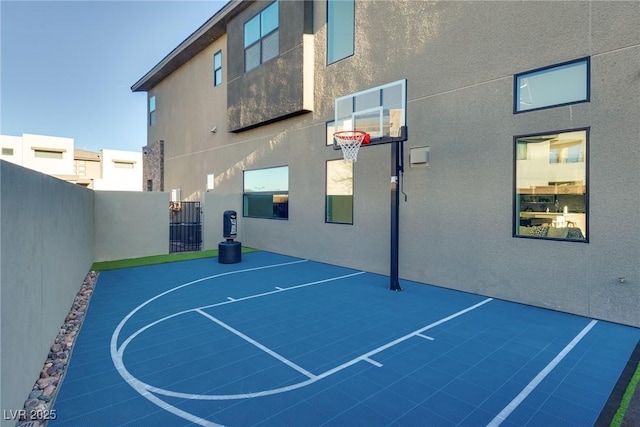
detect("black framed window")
[213,51,222,86]
[326,120,336,146]
[515,57,590,113]
[244,1,279,72]
[327,0,354,64]
[514,128,588,241]
[326,159,353,224]
[149,95,156,126]
[243,166,288,219]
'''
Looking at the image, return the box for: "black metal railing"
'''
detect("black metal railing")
[169,201,202,253]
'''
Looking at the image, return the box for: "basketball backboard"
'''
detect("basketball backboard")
[334,79,407,146]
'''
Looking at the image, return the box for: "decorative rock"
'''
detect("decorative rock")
[16,271,98,427]
[28,390,43,399]
[24,399,39,408]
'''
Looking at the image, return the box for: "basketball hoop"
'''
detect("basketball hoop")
[333,130,371,162]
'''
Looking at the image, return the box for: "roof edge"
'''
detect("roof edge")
[131,0,252,93]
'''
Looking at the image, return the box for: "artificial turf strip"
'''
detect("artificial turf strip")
[611,361,640,427]
[90,247,259,271]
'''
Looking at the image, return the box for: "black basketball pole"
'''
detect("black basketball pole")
[390,139,403,291]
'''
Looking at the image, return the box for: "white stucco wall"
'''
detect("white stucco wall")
[93,149,143,191]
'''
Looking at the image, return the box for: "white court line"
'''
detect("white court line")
[196,271,367,314]
[110,259,309,427]
[417,334,435,340]
[142,297,494,400]
[486,319,598,427]
[111,265,367,415]
[114,271,368,362]
[226,297,236,301]
[196,309,317,380]
[314,298,493,381]
[364,357,383,367]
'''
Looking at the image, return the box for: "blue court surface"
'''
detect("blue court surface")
[51,251,640,426]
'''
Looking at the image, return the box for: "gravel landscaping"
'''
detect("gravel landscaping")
[15,271,98,427]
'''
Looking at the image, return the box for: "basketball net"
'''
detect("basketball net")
[334,131,370,162]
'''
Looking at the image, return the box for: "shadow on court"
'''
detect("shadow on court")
[50,252,640,426]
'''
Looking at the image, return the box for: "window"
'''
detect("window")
[114,161,135,169]
[74,160,86,176]
[213,51,222,86]
[2,148,13,156]
[326,120,336,146]
[34,149,63,159]
[326,160,353,224]
[149,95,156,126]
[207,173,215,191]
[243,166,288,219]
[244,1,279,72]
[514,129,588,241]
[327,0,355,64]
[147,180,153,192]
[515,57,589,113]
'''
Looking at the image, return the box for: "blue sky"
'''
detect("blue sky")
[1,0,226,153]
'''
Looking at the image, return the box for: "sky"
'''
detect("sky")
[1,0,226,153]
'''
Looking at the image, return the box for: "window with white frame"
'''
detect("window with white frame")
[514,129,588,241]
[214,51,222,86]
[515,57,589,113]
[244,1,279,72]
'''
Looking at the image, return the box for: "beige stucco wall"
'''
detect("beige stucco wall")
[93,191,170,261]
[145,1,640,327]
[0,161,94,426]
[148,34,228,202]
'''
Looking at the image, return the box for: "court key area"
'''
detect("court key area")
[50,251,640,426]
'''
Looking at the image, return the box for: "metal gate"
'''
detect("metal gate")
[169,201,202,253]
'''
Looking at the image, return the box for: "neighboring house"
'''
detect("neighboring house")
[0,133,143,191]
[0,133,75,178]
[131,1,640,327]
[73,148,102,187]
[93,149,143,191]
